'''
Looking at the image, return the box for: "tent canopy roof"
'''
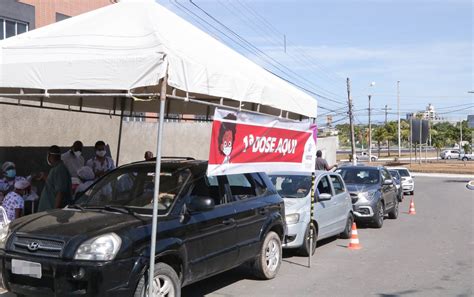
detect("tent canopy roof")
[0,0,317,118]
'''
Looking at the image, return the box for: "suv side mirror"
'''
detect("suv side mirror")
[188,196,215,212]
[383,179,393,185]
[318,193,332,201]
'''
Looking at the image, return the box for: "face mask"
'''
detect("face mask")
[47,154,52,166]
[223,146,232,156]
[74,151,82,158]
[5,169,16,178]
[96,150,106,157]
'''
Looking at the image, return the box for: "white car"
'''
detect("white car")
[268,171,354,256]
[388,167,415,195]
[356,151,378,162]
[459,152,474,161]
[440,149,460,159]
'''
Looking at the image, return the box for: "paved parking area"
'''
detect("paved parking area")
[2,176,473,297]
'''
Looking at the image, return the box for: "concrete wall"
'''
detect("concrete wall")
[1,105,338,167]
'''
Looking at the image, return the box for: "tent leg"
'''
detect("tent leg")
[148,76,167,297]
[116,98,125,165]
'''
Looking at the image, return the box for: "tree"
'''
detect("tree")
[372,126,388,157]
[384,122,398,156]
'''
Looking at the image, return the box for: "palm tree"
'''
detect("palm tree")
[373,126,388,157]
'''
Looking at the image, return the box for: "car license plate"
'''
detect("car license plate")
[11,259,42,279]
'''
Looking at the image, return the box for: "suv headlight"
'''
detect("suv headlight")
[357,191,376,201]
[74,233,121,261]
[0,224,9,249]
[285,213,300,225]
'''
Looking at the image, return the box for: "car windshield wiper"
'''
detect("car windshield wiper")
[82,205,145,218]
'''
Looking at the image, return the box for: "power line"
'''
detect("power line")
[185,0,346,108]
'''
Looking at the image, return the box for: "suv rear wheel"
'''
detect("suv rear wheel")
[253,231,282,280]
[134,263,180,297]
[299,223,317,256]
[372,202,384,229]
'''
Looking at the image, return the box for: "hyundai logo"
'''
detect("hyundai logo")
[27,242,40,251]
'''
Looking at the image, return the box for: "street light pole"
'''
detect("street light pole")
[397,81,401,158]
[347,78,357,165]
[368,95,372,163]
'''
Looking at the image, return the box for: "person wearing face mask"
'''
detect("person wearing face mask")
[38,145,72,212]
[86,141,115,179]
[0,161,31,196]
[61,140,84,178]
[2,179,30,221]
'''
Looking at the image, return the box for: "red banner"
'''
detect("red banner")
[207,109,317,176]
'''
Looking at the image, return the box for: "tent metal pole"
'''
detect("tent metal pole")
[116,97,125,166]
[148,75,167,297]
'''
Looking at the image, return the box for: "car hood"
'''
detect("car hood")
[283,197,309,213]
[345,183,380,193]
[10,208,146,240]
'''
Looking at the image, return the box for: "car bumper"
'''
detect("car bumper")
[0,250,145,297]
[352,200,378,220]
[402,184,414,192]
[283,221,306,249]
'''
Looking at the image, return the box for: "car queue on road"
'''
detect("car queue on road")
[0,157,416,297]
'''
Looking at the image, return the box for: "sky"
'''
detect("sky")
[157,0,473,125]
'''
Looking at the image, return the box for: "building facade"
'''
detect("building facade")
[0,0,111,40]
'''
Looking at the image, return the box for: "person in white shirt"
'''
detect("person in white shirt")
[2,179,30,221]
[74,166,95,199]
[86,141,115,179]
[61,141,85,178]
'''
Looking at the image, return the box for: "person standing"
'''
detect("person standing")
[2,179,30,221]
[38,145,72,212]
[86,141,115,179]
[315,150,337,171]
[61,141,84,178]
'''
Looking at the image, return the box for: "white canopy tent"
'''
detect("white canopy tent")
[0,0,317,119]
[0,0,318,293]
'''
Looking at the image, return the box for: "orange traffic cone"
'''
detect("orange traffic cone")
[348,222,361,250]
[408,198,416,215]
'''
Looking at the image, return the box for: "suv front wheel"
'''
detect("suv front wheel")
[253,231,282,280]
[372,202,384,229]
[134,263,180,297]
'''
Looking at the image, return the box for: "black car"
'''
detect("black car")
[335,165,399,228]
[0,159,285,297]
[388,169,404,202]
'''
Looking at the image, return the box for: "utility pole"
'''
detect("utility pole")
[397,81,401,158]
[368,95,372,162]
[460,120,463,150]
[347,78,357,165]
[382,105,392,124]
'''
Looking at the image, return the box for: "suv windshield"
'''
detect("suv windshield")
[269,175,312,198]
[336,168,380,185]
[397,169,410,177]
[77,165,192,215]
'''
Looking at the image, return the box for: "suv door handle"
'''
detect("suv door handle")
[258,208,268,215]
[222,218,235,225]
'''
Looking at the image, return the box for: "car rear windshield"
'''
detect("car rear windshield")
[269,175,312,198]
[336,168,380,185]
[397,169,410,177]
[77,164,192,215]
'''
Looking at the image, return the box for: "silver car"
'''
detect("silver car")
[269,171,354,256]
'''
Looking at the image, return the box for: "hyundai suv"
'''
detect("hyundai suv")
[336,165,399,228]
[0,159,285,297]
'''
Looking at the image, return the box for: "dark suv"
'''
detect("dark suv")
[0,159,285,297]
[335,165,399,228]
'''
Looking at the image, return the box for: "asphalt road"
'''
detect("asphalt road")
[1,176,473,297]
[182,176,473,297]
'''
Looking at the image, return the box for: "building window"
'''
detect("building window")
[0,17,29,40]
